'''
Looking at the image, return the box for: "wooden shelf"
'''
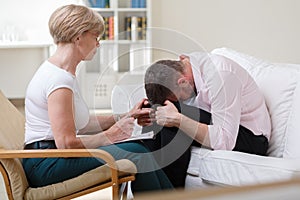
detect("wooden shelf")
[0,41,52,49]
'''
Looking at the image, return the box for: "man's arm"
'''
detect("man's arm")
[155,70,242,150]
[155,100,211,147]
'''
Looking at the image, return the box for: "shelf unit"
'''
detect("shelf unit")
[79,0,151,109]
[0,42,52,99]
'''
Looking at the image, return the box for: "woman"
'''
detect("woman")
[22,4,173,193]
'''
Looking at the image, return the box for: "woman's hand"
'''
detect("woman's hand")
[155,100,181,127]
[130,98,154,126]
[106,116,135,143]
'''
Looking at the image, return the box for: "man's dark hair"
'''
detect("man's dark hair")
[144,60,185,105]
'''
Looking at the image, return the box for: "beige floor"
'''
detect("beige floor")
[72,187,112,200]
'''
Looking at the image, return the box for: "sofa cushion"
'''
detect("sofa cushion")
[211,47,300,158]
[281,67,300,158]
[187,147,300,187]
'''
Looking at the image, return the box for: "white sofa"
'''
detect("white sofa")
[185,47,300,188]
[111,47,300,189]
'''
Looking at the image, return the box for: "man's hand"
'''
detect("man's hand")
[130,98,154,126]
[155,100,181,127]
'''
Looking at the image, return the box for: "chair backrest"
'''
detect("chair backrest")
[0,90,29,199]
[0,90,25,150]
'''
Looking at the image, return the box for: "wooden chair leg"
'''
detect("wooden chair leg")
[112,183,119,200]
[0,162,14,200]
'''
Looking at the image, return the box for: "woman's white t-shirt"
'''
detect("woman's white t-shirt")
[24,61,89,144]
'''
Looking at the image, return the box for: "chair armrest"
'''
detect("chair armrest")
[0,149,118,169]
[0,148,136,199]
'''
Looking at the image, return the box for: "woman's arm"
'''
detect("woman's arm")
[79,98,152,135]
[48,88,135,149]
[78,115,116,134]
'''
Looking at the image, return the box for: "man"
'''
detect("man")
[142,52,271,188]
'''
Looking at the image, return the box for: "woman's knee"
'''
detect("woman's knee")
[117,141,150,154]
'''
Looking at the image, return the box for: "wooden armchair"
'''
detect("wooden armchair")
[0,90,137,200]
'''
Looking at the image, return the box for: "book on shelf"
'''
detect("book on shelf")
[141,16,147,40]
[131,16,138,41]
[101,16,114,40]
[105,0,110,8]
[137,17,142,41]
[102,17,109,40]
[124,16,147,40]
[131,0,146,8]
[88,0,110,8]
[108,16,114,40]
[125,16,132,40]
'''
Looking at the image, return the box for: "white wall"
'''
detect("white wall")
[0,0,86,98]
[2,0,298,62]
[0,0,84,42]
[1,0,299,97]
[151,0,300,64]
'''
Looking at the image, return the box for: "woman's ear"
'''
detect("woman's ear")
[74,34,81,44]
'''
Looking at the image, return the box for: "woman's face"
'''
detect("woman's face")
[78,31,101,61]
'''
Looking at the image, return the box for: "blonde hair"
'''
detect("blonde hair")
[48,4,105,44]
